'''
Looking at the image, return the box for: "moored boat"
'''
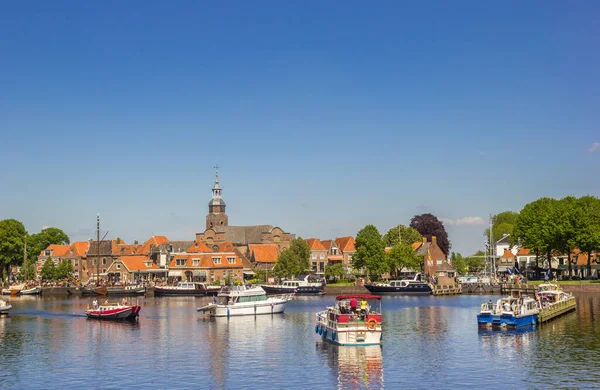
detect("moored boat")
[154,282,215,296]
[364,274,432,295]
[196,285,293,317]
[19,286,42,295]
[316,294,383,346]
[80,286,108,296]
[261,276,324,295]
[536,283,576,323]
[106,285,146,296]
[0,299,12,315]
[85,301,141,321]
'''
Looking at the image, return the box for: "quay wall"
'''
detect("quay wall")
[562,284,600,293]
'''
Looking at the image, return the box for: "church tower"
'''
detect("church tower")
[206,166,228,230]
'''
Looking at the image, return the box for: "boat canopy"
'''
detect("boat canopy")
[336,294,381,301]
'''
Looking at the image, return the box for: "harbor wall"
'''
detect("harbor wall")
[562,284,600,293]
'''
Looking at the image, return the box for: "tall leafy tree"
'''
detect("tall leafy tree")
[451,252,467,274]
[383,225,422,247]
[40,257,57,281]
[513,197,558,279]
[353,225,386,277]
[465,251,485,273]
[574,196,600,277]
[56,259,75,280]
[273,237,310,278]
[27,227,70,264]
[324,263,345,282]
[554,196,580,278]
[386,243,423,277]
[484,211,519,243]
[0,219,28,281]
[410,214,451,256]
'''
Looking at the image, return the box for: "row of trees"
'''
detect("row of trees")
[40,258,75,281]
[352,214,451,278]
[450,251,485,274]
[0,219,70,282]
[513,196,600,278]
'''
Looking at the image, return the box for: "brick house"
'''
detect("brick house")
[247,244,280,271]
[305,238,328,274]
[413,236,454,280]
[168,251,244,284]
[37,244,71,274]
[105,255,161,283]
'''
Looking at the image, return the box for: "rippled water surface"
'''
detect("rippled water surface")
[1,293,599,389]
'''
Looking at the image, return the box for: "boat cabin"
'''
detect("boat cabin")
[331,294,382,324]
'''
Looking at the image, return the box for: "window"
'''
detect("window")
[74,260,78,267]
[212,257,222,264]
[45,250,52,256]
[348,255,352,262]
[436,260,442,266]
[168,245,173,252]
[116,264,121,270]
[319,254,324,260]
[332,248,338,255]
[176,258,186,266]
[102,258,107,265]
[93,259,97,266]
[192,258,200,266]
[312,254,316,260]
[145,261,152,267]
[227,257,236,264]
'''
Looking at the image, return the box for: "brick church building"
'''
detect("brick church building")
[194,169,295,258]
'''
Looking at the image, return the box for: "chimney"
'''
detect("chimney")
[432,236,437,244]
[422,237,427,243]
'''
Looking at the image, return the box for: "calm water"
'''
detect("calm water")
[1,293,599,389]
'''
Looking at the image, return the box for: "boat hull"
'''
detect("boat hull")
[106,287,146,296]
[261,285,324,296]
[81,286,108,296]
[316,322,382,346]
[199,297,291,317]
[364,284,432,295]
[477,313,494,327]
[154,288,207,297]
[20,287,42,295]
[0,305,11,315]
[85,305,141,321]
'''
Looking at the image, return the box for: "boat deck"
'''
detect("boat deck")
[537,297,576,323]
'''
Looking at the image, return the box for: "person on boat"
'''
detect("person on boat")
[121,297,128,305]
[103,299,109,306]
[92,299,98,309]
[360,300,367,314]
[487,300,493,310]
[350,298,358,313]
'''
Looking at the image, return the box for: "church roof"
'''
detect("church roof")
[219,225,274,245]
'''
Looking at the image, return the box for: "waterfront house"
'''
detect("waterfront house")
[105,255,161,283]
[413,236,454,279]
[305,238,328,275]
[497,249,515,273]
[37,244,71,274]
[168,251,244,284]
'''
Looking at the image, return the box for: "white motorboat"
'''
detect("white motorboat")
[0,299,12,315]
[196,285,293,317]
[316,294,383,346]
[20,286,42,295]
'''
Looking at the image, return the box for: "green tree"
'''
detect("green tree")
[451,252,467,274]
[273,238,311,278]
[56,259,74,280]
[383,225,422,247]
[513,198,559,279]
[465,251,485,273]
[484,211,519,243]
[324,263,345,282]
[27,227,70,264]
[19,258,37,281]
[353,225,386,277]
[386,243,423,277]
[0,219,28,282]
[553,196,580,278]
[40,257,57,281]
[574,196,600,277]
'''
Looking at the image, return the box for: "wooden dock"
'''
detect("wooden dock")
[432,284,462,296]
[538,297,577,323]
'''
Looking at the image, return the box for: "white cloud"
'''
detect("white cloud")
[441,216,485,226]
[589,142,600,153]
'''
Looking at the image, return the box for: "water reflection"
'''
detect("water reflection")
[316,342,383,389]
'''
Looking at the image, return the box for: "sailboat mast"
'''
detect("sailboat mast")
[97,214,100,284]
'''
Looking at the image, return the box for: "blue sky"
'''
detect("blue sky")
[1,1,598,255]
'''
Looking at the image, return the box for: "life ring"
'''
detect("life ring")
[367,318,378,330]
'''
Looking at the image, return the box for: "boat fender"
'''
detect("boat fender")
[323,329,327,338]
[367,318,378,330]
[332,331,336,341]
[315,325,319,334]
[319,326,323,335]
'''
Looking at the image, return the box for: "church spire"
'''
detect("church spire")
[207,165,228,229]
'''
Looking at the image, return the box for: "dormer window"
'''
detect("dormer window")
[145,261,152,267]
[168,245,173,252]
[212,257,221,265]
[227,257,236,264]
[176,258,186,266]
[193,258,200,266]
[45,250,52,256]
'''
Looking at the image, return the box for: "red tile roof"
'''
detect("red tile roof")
[187,241,213,253]
[248,244,279,263]
[517,248,530,256]
[40,244,71,257]
[305,238,327,251]
[501,249,515,259]
[218,242,236,252]
[112,241,140,255]
[138,236,169,255]
[335,236,356,252]
[69,241,89,258]
[118,256,159,271]
[320,240,333,250]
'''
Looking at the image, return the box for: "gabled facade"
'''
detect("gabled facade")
[247,244,280,271]
[105,255,161,283]
[37,244,71,273]
[413,236,452,277]
[168,251,244,284]
[305,238,328,274]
